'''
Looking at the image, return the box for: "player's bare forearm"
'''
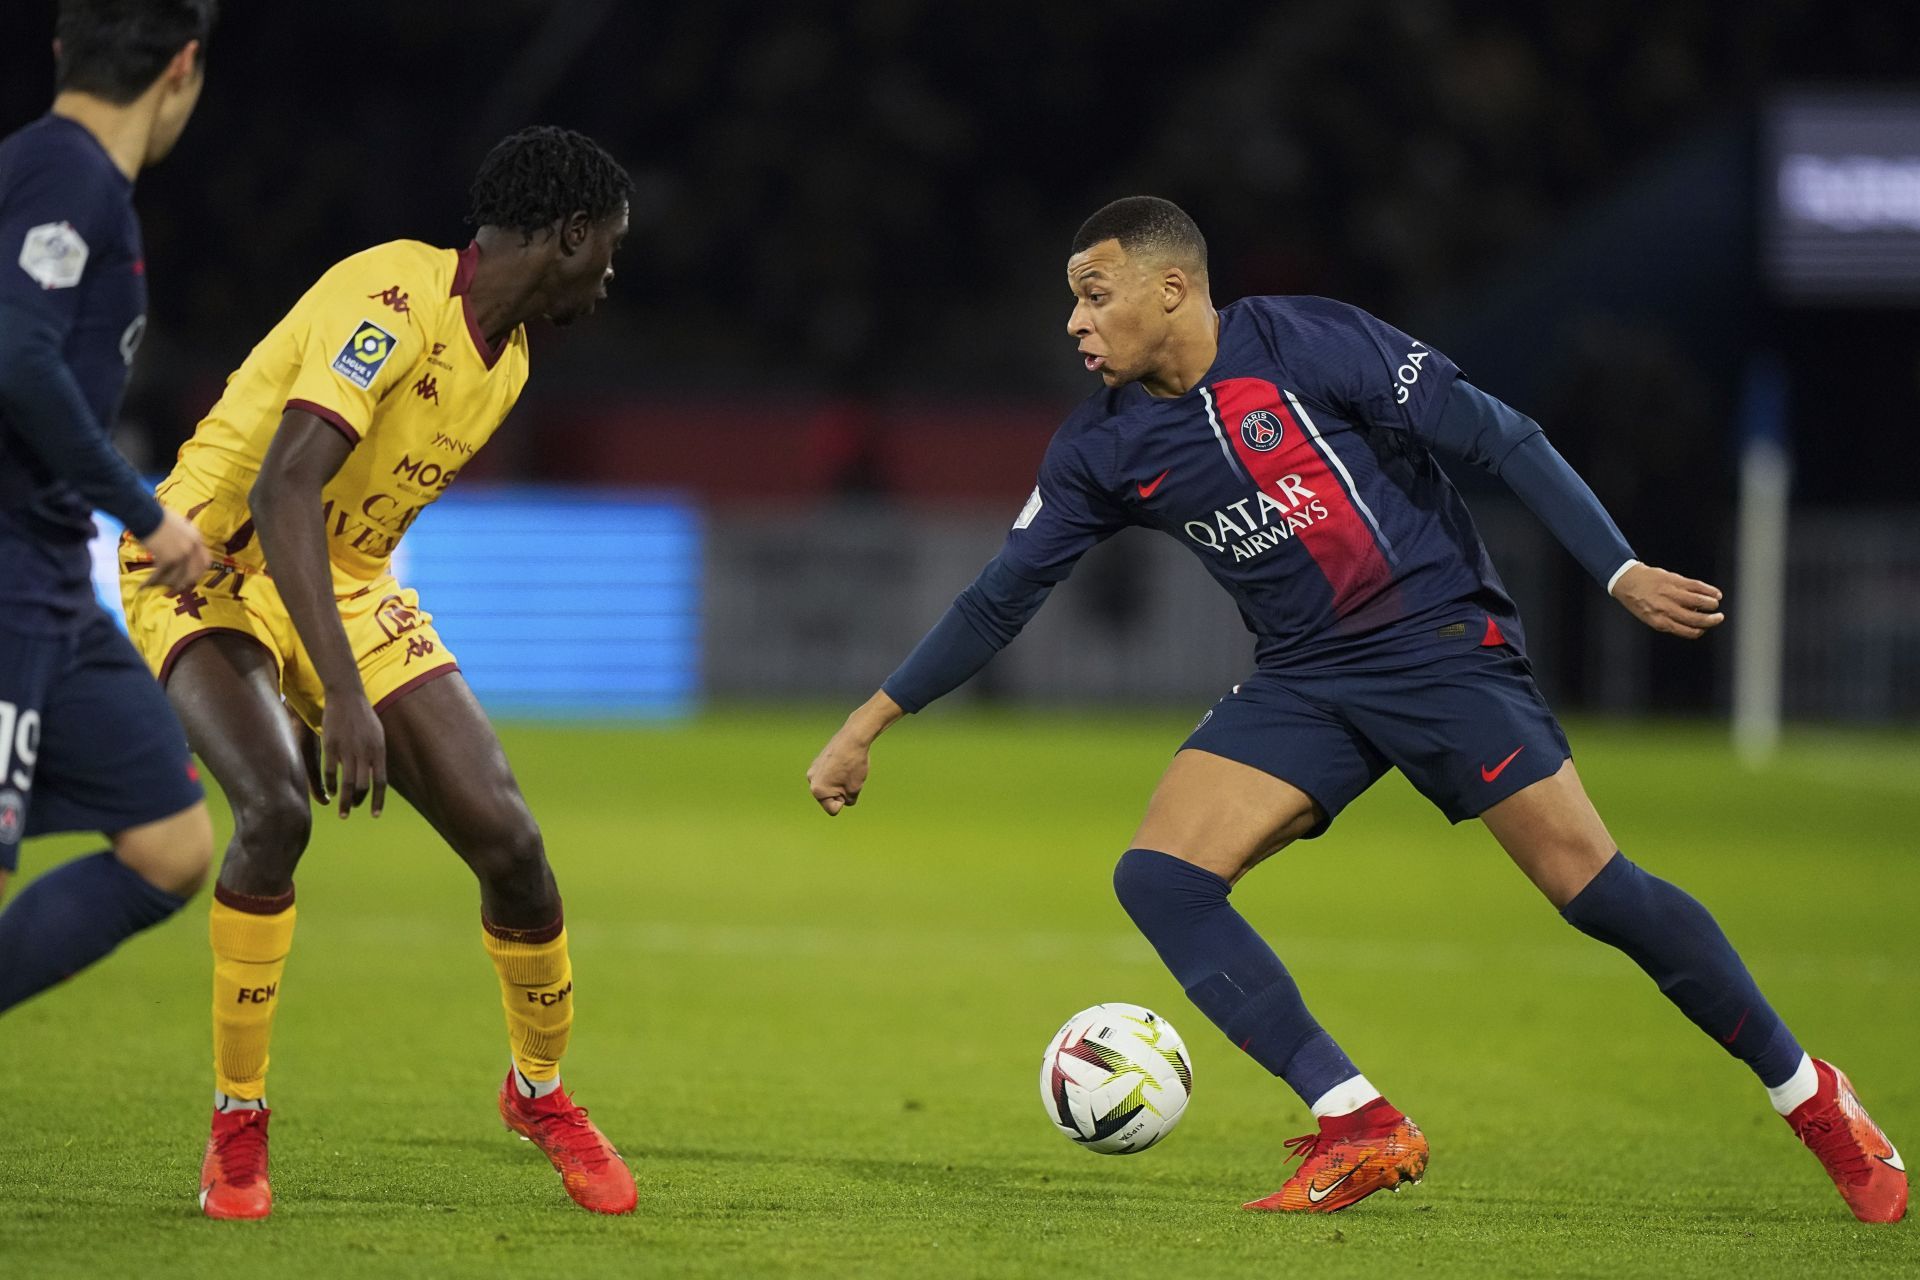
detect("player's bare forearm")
[807,690,905,816]
[1609,562,1725,640]
[253,409,388,816]
[254,411,362,696]
[844,689,906,744]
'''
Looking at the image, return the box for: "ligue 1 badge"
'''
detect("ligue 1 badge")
[1240,409,1284,452]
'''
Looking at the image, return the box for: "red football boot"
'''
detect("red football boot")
[1787,1059,1907,1223]
[498,1073,637,1215]
[200,1107,272,1220]
[1243,1097,1427,1213]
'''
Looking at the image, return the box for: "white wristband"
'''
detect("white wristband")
[1605,559,1640,595]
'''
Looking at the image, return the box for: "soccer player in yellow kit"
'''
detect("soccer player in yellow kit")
[118,126,635,1219]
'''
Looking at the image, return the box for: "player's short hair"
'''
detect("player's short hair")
[1071,196,1208,275]
[468,126,634,243]
[55,0,217,104]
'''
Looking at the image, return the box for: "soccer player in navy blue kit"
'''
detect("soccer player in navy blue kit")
[0,0,218,1015]
[808,197,1906,1222]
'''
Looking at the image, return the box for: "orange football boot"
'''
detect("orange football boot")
[499,1073,637,1215]
[1787,1059,1907,1223]
[1244,1097,1427,1213]
[199,1107,272,1220]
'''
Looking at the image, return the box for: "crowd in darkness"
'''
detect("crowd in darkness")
[2,0,1912,432]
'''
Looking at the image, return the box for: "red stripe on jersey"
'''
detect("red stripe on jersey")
[1211,376,1392,620]
[286,398,361,444]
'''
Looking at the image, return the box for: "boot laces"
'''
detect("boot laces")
[533,1097,613,1172]
[1798,1111,1873,1187]
[214,1115,269,1185]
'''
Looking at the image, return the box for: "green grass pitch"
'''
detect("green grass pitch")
[2,709,1916,1277]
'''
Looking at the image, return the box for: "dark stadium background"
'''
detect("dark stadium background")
[5,9,1919,1272]
[4,0,1916,717]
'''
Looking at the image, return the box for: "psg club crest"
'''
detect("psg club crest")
[1240,409,1284,452]
[0,789,23,846]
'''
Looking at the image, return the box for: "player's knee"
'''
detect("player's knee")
[232,782,312,863]
[1113,847,1229,923]
[463,813,547,895]
[114,801,215,897]
[1113,848,1158,915]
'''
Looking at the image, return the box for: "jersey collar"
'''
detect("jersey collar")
[450,241,506,370]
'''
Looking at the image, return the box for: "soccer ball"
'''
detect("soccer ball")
[1039,1002,1192,1154]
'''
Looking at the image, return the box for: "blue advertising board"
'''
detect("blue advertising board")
[90,488,701,718]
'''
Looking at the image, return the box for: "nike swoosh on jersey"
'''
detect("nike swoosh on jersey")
[1137,469,1171,499]
[1480,745,1525,782]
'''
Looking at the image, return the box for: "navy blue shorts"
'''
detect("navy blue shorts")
[0,603,202,871]
[1183,639,1570,837]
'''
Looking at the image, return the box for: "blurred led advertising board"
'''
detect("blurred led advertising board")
[1766,90,1920,305]
[92,488,701,718]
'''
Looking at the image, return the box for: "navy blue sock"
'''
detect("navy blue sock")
[1113,848,1360,1106]
[1561,851,1803,1087]
[0,851,188,1014]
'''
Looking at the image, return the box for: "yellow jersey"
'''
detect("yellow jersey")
[156,239,529,590]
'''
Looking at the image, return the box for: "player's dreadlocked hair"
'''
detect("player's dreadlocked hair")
[467,126,633,243]
[1071,196,1208,275]
[56,0,218,104]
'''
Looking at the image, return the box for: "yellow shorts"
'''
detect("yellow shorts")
[119,550,459,731]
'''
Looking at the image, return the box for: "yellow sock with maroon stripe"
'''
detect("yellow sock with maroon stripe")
[209,887,296,1101]
[482,915,573,1085]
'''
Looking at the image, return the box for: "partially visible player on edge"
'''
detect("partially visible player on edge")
[0,1,216,1016]
[117,127,637,1219]
[808,197,1905,1223]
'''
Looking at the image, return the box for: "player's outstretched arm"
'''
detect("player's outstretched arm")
[807,690,905,815]
[806,555,1057,816]
[135,506,214,591]
[1426,379,1724,640]
[0,301,215,584]
[252,409,386,819]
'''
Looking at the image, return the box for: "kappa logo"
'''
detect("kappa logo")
[368,285,411,314]
[412,372,440,404]
[331,319,397,390]
[1240,409,1284,452]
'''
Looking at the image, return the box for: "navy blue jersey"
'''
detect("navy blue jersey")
[1002,296,1519,669]
[0,114,154,613]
